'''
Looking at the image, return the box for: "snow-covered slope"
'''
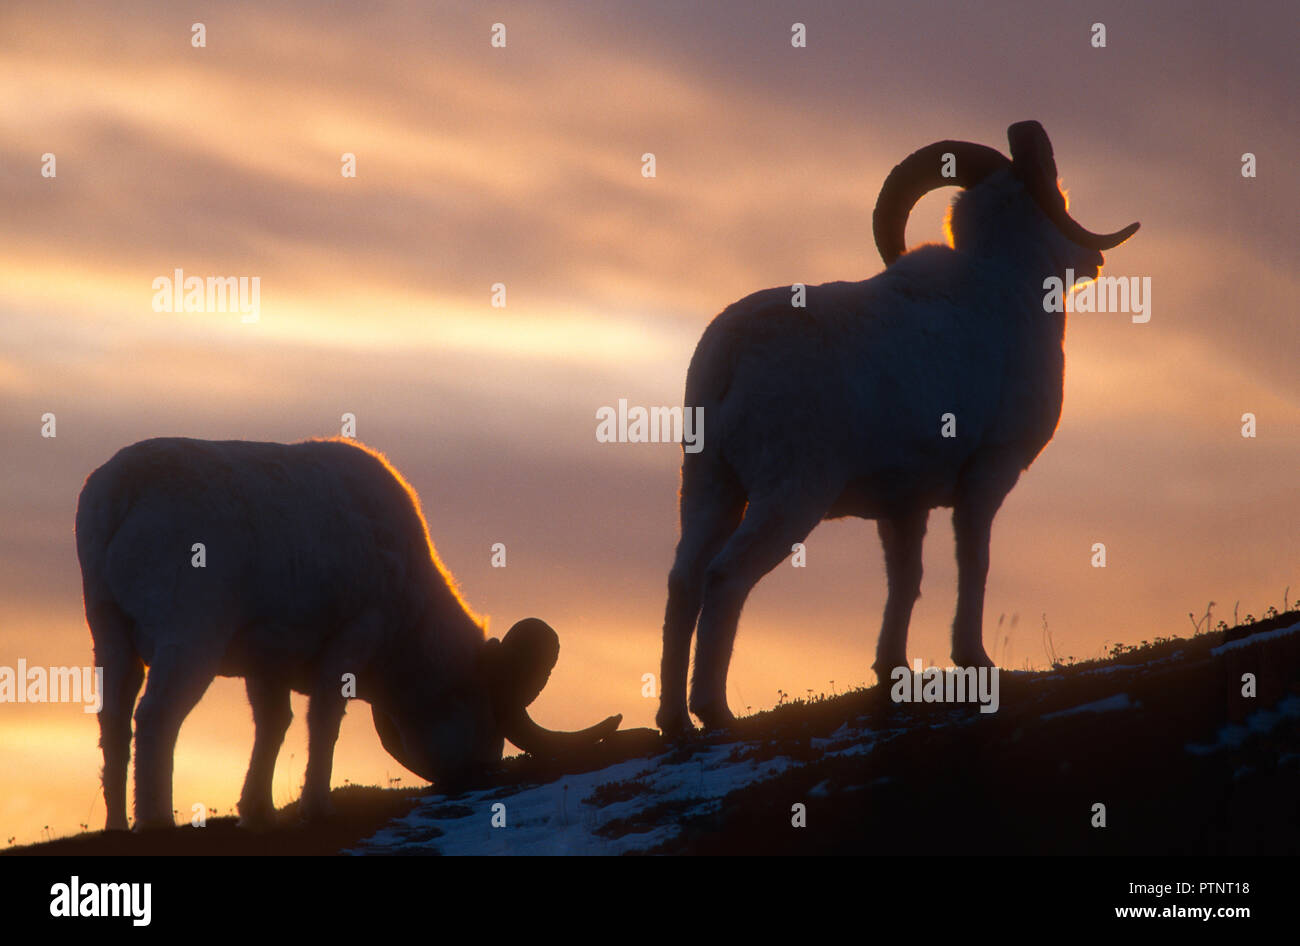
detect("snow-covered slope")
[347,723,873,855]
[348,617,1300,855]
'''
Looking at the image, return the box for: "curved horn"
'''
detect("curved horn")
[488,618,621,756]
[873,140,1011,265]
[502,707,623,757]
[1007,120,1140,251]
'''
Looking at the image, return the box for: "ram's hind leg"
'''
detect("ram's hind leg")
[658,461,745,736]
[132,643,221,830]
[690,488,831,730]
[238,677,292,829]
[89,604,144,831]
[873,508,928,681]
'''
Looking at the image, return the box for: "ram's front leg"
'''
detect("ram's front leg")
[950,467,1017,669]
[873,507,928,679]
[238,677,292,829]
[300,612,380,822]
[300,689,345,822]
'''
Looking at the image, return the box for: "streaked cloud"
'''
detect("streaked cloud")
[0,0,1294,840]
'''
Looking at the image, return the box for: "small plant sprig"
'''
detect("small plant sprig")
[1188,601,1216,636]
[1041,613,1062,668]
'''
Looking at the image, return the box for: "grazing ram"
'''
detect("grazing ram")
[657,121,1139,733]
[76,437,620,830]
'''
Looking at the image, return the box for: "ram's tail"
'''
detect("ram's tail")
[74,452,141,635]
[677,300,765,513]
[683,311,739,416]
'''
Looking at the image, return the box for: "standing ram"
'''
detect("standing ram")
[76,437,620,830]
[657,121,1139,733]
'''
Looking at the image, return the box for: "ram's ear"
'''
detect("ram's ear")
[1007,120,1059,195]
[482,618,560,709]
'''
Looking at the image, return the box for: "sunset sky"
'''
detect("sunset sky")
[1,0,1295,841]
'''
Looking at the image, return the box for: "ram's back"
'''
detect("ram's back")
[75,438,440,674]
[683,250,1010,503]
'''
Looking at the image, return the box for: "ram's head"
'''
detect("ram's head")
[372,618,622,787]
[872,120,1139,280]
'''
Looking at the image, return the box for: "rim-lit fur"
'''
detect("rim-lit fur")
[77,437,503,830]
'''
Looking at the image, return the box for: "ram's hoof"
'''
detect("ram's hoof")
[236,806,277,831]
[872,655,909,681]
[951,649,995,670]
[691,702,737,733]
[130,816,175,833]
[656,705,694,739]
[299,795,337,824]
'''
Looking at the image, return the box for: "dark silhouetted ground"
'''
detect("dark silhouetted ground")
[8,610,1298,855]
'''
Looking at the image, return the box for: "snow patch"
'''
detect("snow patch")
[1185,695,1300,755]
[1210,621,1300,656]
[1042,693,1134,720]
[347,729,879,855]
